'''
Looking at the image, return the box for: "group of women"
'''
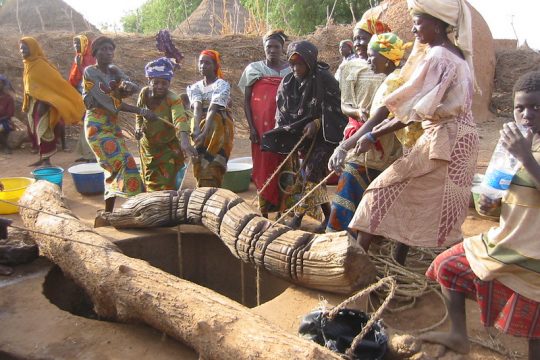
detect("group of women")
[12,0,539,357]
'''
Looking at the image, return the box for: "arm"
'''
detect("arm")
[341,103,368,122]
[352,117,408,156]
[243,85,259,144]
[171,96,197,158]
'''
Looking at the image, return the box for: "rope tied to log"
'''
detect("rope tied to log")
[250,132,309,207]
[324,276,396,359]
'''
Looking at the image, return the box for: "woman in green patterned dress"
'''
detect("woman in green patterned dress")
[135,57,195,191]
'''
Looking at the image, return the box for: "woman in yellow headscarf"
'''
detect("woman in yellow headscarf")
[20,36,85,166]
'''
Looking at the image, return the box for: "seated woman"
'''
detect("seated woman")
[327,33,409,233]
[270,40,347,231]
[423,71,540,360]
[135,57,193,191]
[349,0,479,264]
[187,50,234,187]
[83,36,158,223]
[0,74,15,154]
[20,37,86,166]
[238,29,290,217]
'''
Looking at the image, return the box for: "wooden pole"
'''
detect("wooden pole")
[19,181,341,360]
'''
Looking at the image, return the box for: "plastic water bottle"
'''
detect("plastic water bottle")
[478,124,526,200]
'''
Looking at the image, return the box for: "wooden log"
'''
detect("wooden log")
[19,181,341,360]
[104,188,377,294]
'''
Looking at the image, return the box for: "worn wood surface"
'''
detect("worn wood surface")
[19,181,343,360]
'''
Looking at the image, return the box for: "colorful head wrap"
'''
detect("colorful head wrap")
[369,33,412,66]
[354,18,391,35]
[263,29,288,46]
[200,50,223,79]
[145,57,175,81]
[339,40,354,51]
[91,36,116,57]
[74,34,89,55]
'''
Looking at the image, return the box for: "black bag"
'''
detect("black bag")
[298,308,387,360]
[261,124,305,155]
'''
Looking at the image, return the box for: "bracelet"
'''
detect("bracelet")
[139,108,149,117]
[366,131,377,143]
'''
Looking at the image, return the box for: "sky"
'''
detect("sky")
[64,0,540,49]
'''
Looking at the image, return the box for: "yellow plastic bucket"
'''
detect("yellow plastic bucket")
[0,177,35,214]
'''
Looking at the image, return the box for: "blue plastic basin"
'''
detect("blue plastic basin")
[68,163,104,195]
[31,166,64,188]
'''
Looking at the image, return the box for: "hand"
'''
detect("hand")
[354,134,374,155]
[478,194,501,216]
[249,128,259,144]
[356,108,368,122]
[303,121,318,139]
[140,109,159,122]
[181,138,198,158]
[194,128,209,147]
[134,128,143,140]
[500,122,534,164]
[328,146,348,174]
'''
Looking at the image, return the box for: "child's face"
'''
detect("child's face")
[514,90,540,135]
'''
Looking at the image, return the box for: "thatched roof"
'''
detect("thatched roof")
[174,0,252,36]
[0,0,98,34]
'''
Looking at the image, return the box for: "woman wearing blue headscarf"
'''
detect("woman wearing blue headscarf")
[135,57,193,191]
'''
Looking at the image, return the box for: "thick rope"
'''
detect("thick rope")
[325,277,396,358]
[250,132,309,206]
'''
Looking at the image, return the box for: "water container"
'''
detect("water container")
[31,166,65,189]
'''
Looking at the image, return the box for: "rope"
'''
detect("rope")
[271,170,336,229]
[325,277,396,358]
[249,132,309,206]
[7,224,115,251]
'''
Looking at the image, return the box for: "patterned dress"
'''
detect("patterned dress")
[82,65,144,199]
[350,46,479,248]
[136,87,187,191]
[186,78,234,187]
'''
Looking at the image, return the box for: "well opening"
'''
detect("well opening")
[42,225,290,319]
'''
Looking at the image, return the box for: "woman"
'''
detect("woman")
[327,33,409,233]
[238,30,291,217]
[135,57,192,191]
[186,50,234,187]
[349,0,479,264]
[20,37,85,167]
[83,36,158,222]
[423,71,540,360]
[0,75,15,154]
[69,34,97,163]
[339,18,392,141]
[269,40,347,231]
[334,39,355,82]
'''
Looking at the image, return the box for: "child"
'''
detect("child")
[422,70,540,359]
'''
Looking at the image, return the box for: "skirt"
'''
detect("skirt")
[427,243,540,339]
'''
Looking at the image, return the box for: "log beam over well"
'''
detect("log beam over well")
[19,181,342,360]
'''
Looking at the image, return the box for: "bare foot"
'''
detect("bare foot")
[420,331,470,355]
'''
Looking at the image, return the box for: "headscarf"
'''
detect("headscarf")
[91,36,116,57]
[0,74,14,92]
[145,57,175,81]
[20,37,85,127]
[274,41,346,146]
[263,29,288,46]
[354,18,392,35]
[155,29,184,70]
[406,0,476,91]
[339,40,354,52]
[200,50,223,79]
[69,34,96,88]
[369,33,412,66]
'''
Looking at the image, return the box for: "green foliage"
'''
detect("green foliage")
[241,0,374,35]
[121,0,202,34]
